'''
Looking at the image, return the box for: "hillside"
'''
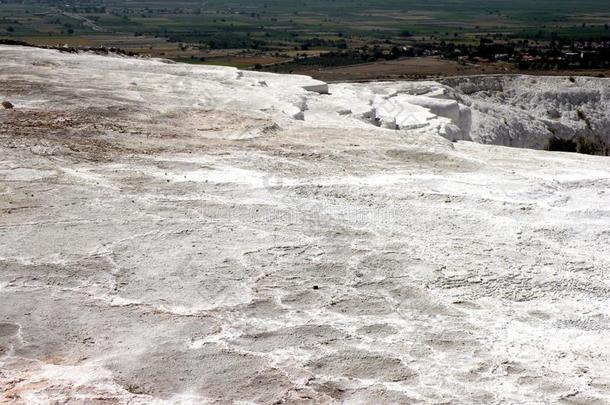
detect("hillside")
[1,46,609,403]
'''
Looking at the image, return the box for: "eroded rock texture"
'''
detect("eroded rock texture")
[1,46,609,404]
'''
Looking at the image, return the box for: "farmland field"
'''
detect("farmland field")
[1,0,609,75]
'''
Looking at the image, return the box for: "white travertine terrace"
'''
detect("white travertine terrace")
[1,46,609,404]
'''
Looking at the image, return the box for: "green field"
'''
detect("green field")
[2,1,609,42]
[1,0,609,70]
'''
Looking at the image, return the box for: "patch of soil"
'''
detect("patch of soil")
[0,108,135,161]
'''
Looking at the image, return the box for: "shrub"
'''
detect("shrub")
[547,137,577,152]
[576,137,600,155]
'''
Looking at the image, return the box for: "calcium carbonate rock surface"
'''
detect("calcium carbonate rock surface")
[441,75,610,153]
[1,46,610,404]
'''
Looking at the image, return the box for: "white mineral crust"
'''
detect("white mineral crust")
[1,46,609,404]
